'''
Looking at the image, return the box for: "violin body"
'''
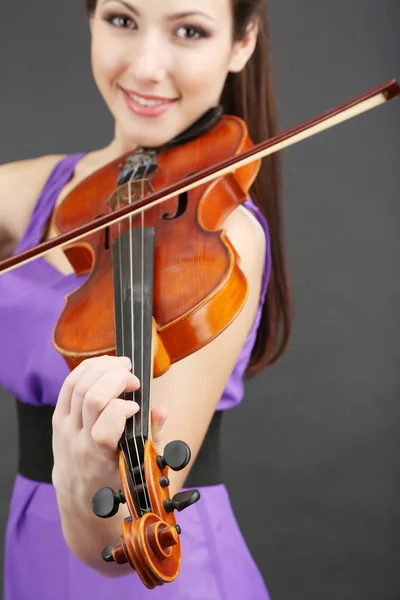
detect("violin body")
[53,115,260,374]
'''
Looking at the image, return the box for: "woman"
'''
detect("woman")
[0,0,291,598]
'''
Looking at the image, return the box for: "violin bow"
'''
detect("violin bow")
[0,78,399,276]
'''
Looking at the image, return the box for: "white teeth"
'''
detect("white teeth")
[128,93,166,107]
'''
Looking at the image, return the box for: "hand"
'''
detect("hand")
[52,355,167,503]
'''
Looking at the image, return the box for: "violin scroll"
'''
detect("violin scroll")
[91,438,200,588]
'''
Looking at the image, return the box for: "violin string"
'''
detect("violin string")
[139,157,155,511]
[140,168,147,509]
[135,155,162,514]
[116,187,133,487]
[116,181,140,508]
[111,163,141,511]
[127,163,150,511]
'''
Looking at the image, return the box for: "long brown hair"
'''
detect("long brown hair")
[85,0,292,376]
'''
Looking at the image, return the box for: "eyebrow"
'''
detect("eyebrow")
[102,0,216,22]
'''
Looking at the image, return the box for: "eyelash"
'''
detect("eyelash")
[103,13,209,41]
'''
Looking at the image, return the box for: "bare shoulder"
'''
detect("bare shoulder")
[0,154,65,257]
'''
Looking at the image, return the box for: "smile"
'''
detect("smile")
[127,93,169,107]
[120,87,178,118]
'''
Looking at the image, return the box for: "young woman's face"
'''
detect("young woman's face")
[90,0,256,149]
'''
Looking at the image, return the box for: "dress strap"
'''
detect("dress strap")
[14,153,85,255]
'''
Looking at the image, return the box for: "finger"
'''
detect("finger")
[151,406,168,455]
[69,357,133,428]
[90,398,140,462]
[81,365,140,431]
[54,357,99,421]
[55,355,132,426]
[69,363,115,429]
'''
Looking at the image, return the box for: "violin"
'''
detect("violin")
[0,79,399,588]
[56,108,260,588]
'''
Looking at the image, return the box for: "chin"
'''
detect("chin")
[133,131,174,149]
[118,121,177,151]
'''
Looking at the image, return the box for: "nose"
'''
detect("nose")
[131,31,169,85]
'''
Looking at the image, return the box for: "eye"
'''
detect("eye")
[175,25,208,40]
[104,13,137,30]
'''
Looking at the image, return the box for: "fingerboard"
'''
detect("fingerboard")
[112,226,155,470]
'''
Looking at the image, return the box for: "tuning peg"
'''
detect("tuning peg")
[157,440,191,472]
[164,489,201,513]
[91,487,126,519]
[101,541,130,565]
[102,543,118,562]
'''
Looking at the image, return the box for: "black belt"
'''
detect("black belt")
[16,398,223,488]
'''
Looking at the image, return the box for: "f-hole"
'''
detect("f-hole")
[162,192,188,221]
[94,214,110,250]
[162,172,197,221]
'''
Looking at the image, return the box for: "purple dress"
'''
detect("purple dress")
[0,154,272,599]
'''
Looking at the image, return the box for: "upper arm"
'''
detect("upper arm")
[0,155,64,260]
[151,205,267,494]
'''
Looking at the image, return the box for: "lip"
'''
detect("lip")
[119,86,178,118]
[120,87,178,102]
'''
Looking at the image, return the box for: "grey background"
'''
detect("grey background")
[0,1,399,599]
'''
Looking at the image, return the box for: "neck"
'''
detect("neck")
[112,121,138,156]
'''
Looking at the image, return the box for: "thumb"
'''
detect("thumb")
[151,406,168,454]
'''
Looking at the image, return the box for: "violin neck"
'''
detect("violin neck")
[112,226,155,447]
